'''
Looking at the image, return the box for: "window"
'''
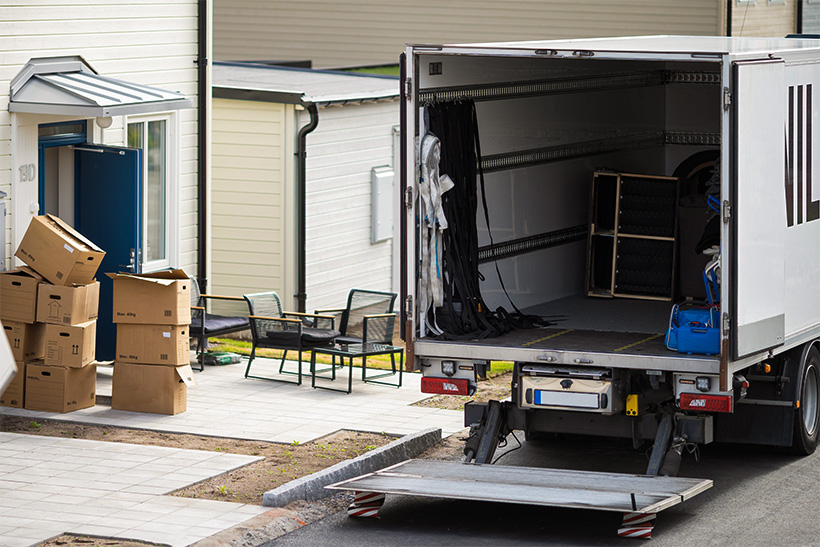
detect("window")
[127,116,175,271]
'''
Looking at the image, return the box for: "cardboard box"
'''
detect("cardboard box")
[44,320,96,368]
[2,320,45,361]
[15,214,105,286]
[0,361,24,408]
[116,324,189,366]
[0,267,45,323]
[37,281,100,325]
[25,361,96,413]
[112,362,196,415]
[0,321,16,396]
[109,270,191,326]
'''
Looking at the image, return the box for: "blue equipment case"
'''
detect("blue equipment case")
[665,303,720,356]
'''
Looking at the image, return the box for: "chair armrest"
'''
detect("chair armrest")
[314,308,345,315]
[200,294,247,302]
[283,311,336,329]
[191,305,205,311]
[250,315,300,323]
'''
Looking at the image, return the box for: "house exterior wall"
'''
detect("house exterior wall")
[214,0,723,69]
[1,1,200,273]
[802,0,820,33]
[302,100,399,312]
[211,98,295,309]
[731,0,796,37]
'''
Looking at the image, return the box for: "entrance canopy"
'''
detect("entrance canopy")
[10,56,193,117]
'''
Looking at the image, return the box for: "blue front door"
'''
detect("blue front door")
[75,145,142,361]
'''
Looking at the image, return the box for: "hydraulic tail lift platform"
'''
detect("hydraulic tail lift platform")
[327,459,712,539]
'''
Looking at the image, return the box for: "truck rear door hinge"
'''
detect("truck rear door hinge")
[405,187,414,208]
[405,295,414,315]
[722,200,731,224]
[405,78,412,99]
[723,87,732,110]
[722,312,730,337]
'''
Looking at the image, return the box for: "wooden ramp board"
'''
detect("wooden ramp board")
[327,459,712,514]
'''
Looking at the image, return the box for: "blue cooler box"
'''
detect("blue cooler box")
[665,304,720,356]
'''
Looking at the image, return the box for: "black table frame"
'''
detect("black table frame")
[310,343,404,394]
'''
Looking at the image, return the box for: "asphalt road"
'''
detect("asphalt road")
[267,433,820,546]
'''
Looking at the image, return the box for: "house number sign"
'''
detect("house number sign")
[18,163,36,182]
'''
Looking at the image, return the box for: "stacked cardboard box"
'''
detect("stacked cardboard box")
[110,270,196,415]
[1,215,104,412]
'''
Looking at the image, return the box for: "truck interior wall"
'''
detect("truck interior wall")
[418,53,723,332]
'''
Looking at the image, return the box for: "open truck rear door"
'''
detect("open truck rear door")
[731,59,787,360]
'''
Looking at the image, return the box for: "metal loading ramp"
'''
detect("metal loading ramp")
[328,459,712,517]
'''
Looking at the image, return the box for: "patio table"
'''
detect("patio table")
[310,342,403,394]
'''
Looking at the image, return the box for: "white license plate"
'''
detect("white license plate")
[534,390,600,409]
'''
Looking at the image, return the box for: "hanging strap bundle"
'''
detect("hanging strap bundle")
[423,99,554,340]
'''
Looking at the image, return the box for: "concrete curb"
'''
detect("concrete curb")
[262,427,443,507]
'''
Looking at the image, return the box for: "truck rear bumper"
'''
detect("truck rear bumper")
[465,401,715,444]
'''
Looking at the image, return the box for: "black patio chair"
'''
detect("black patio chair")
[244,291,339,385]
[189,276,252,372]
[315,289,398,376]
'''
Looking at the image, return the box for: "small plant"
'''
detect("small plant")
[363,445,377,451]
[215,447,228,452]
[291,440,300,446]
[217,485,230,495]
[102,430,108,435]
[29,421,41,429]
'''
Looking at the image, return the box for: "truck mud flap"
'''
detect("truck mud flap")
[327,459,712,538]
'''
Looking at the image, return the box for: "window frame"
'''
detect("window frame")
[124,112,180,273]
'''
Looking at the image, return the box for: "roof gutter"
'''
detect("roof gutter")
[295,103,319,312]
[197,0,209,290]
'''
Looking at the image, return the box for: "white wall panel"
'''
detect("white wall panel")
[303,100,398,312]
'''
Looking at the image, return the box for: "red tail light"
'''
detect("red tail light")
[421,377,469,395]
[679,393,733,413]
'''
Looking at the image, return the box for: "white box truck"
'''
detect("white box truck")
[328,36,820,537]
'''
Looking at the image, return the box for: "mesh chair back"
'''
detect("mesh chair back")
[364,314,396,344]
[339,290,397,340]
[244,292,284,318]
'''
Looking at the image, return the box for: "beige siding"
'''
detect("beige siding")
[731,0,796,37]
[303,101,399,312]
[0,1,200,273]
[211,98,294,307]
[214,0,722,69]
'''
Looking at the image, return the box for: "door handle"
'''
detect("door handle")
[119,248,136,272]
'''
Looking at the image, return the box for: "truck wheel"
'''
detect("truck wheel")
[792,347,820,455]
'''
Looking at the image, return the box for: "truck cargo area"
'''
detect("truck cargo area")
[410,50,726,366]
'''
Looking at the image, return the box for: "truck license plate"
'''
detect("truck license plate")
[534,390,600,409]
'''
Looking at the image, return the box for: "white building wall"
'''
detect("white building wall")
[0,1,200,272]
[211,98,295,309]
[303,100,399,312]
[214,0,723,69]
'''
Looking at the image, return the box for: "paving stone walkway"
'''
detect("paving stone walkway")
[0,432,268,547]
[0,358,465,545]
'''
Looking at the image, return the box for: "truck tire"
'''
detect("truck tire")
[792,346,820,455]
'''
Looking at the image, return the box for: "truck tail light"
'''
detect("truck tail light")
[421,377,469,395]
[680,392,733,413]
